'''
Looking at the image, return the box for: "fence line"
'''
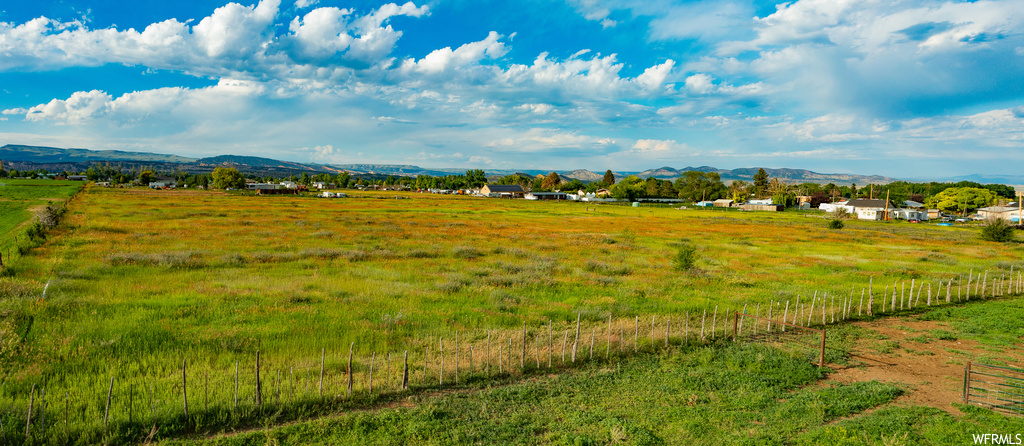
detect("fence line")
[3,268,1022,442]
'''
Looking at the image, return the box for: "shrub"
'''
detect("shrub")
[979,218,1015,242]
[673,241,697,271]
[828,219,845,230]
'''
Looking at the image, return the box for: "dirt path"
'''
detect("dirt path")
[824,317,1024,415]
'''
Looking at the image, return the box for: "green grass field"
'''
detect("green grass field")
[0,185,1022,444]
[0,179,84,267]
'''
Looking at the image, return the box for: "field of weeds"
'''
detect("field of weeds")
[1,185,1022,443]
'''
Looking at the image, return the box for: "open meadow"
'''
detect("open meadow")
[1,185,1022,444]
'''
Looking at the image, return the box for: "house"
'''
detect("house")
[903,200,925,209]
[978,206,1022,223]
[67,175,87,181]
[843,199,899,220]
[927,209,943,220]
[595,189,612,198]
[748,198,774,205]
[149,176,177,189]
[480,184,525,198]
[892,208,926,221]
[694,201,715,208]
[526,192,568,200]
[818,201,850,214]
[713,199,734,208]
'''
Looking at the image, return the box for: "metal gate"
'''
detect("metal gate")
[963,362,1024,416]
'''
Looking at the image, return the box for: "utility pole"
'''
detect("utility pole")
[884,190,891,221]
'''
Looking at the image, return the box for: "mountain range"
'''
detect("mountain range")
[3,144,1019,186]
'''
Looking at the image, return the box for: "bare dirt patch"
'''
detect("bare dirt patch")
[825,317,1024,416]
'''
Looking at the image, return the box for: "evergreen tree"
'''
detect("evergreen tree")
[602,169,615,186]
[752,168,769,198]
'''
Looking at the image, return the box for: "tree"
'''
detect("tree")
[0,160,6,178]
[729,180,748,202]
[465,169,487,188]
[138,170,156,185]
[563,179,586,193]
[337,172,350,188]
[541,172,562,190]
[611,175,646,201]
[674,171,727,202]
[602,170,615,187]
[769,178,795,207]
[752,168,769,198]
[925,187,996,215]
[212,167,246,189]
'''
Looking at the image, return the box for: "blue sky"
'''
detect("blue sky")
[1,0,1023,178]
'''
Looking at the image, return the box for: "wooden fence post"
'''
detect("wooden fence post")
[548,320,553,368]
[521,323,527,371]
[665,318,670,348]
[347,342,354,396]
[892,281,898,312]
[712,306,718,339]
[700,308,706,340]
[573,313,581,362]
[782,301,789,332]
[867,277,874,316]
[732,311,738,341]
[561,330,568,364]
[606,314,612,359]
[402,350,409,390]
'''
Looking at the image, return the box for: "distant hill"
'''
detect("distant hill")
[561,169,603,182]
[1,144,196,164]
[196,155,346,173]
[0,143,988,187]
